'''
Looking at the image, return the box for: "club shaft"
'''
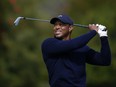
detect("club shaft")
[73,24,88,28]
[14,17,88,28]
[24,17,88,28]
[24,17,50,22]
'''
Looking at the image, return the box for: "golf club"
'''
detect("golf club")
[14,16,88,28]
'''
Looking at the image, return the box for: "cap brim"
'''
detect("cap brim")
[50,18,61,24]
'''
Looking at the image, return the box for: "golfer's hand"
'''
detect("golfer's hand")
[96,24,108,37]
[88,24,98,32]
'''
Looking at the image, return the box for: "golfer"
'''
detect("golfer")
[41,14,111,87]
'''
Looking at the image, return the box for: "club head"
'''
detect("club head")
[14,17,24,26]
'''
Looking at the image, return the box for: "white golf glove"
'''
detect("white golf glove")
[96,24,108,37]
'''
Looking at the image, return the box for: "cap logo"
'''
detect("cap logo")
[58,15,63,18]
[50,14,73,25]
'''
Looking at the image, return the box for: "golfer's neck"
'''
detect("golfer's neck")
[62,35,71,40]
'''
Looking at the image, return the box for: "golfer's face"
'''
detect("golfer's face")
[53,21,71,40]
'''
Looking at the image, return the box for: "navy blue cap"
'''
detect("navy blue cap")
[50,14,73,25]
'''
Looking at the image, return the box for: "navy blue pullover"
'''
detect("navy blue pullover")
[41,30,111,87]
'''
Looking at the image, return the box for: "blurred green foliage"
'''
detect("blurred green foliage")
[0,0,116,87]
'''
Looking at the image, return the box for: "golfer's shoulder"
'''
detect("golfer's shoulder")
[42,38,58,46]
[43,38,57,42]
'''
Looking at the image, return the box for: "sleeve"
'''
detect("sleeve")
[86,37,111,66]
[41,30,97,55]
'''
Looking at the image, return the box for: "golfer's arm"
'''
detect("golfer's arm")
[42,30,96,55]
[86,37,111,66]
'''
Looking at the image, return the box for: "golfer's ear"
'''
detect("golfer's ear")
[69,25,73,32]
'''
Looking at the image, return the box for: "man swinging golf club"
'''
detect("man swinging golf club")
[41,14,111,87]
